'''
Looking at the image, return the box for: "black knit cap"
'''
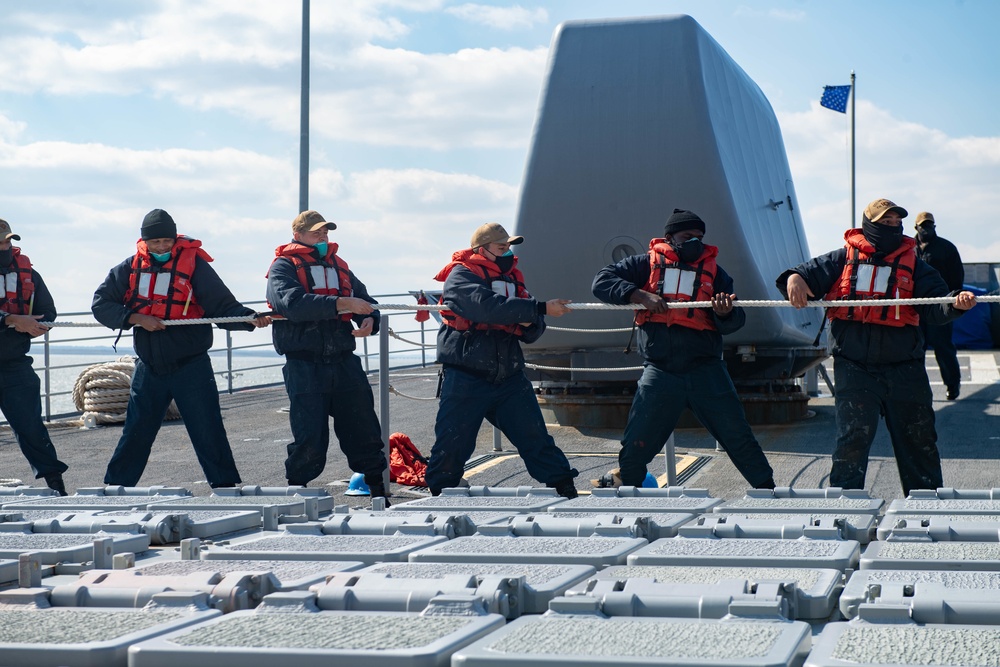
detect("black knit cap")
[664,208,706,236]
[140,209,177,241]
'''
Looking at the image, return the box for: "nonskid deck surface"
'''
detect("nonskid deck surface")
[2,352,996,506]
[3,485,1000,665]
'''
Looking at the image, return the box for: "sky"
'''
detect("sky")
[2,0,998,313]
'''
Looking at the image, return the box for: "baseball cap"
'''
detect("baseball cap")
[864,198,908,223]
[292,210,337,233]
[470,222,523,248]
[0,219,20,242]
[914,211,935,226]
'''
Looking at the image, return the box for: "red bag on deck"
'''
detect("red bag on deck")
[389,432,428,487]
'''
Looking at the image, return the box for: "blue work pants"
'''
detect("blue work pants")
[282,354,387,486]
[831,356,943,496]
[619,361,774,488]
[0,357,68,479]
[425,368,577,493]
[104,354,241,487]
[921,320,961,393]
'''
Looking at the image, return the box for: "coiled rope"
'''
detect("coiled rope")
[72,356,180,426]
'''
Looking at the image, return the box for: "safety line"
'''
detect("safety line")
[34,294,998,327]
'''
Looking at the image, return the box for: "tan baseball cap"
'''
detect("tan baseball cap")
[864,198,908,223]
[0,219,21,242]
[915,211,935,226]
[470,222,523,249]
[292,210,337,233]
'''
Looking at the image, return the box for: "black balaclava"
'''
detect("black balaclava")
[0,248,11,266]
[862,217,903,254]
[916,224,937,243]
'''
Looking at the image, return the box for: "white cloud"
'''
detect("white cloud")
[0,3,548,150]
[0,121,517,306]
[779,101,1000,262]
[445,4,549,30]
[263,42,549,148]
[0,114,26,142]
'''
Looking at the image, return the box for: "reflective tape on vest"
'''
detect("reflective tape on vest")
[309,265,343,292]
[660,268,698,298]
[855,265,892,296]
[491,279,517,298]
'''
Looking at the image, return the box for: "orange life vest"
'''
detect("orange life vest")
[0,247,36,315]
[635,239,719,332]
[125,236,208,320]
[434,249,531,335]
[268,242,354,322]
[825,229,919,327]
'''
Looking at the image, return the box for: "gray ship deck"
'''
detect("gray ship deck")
[5,351,998,503]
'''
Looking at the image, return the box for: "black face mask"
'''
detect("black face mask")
[671,238,704,263]
[916,226,937,243]
[862,220,903,254]
[493,254,515,273]
[0,249,11,266]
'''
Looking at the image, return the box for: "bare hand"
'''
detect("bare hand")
[129,313,166,332]
[251,314,272,328]
[712,293,735,316]
[954,291,977,311]
[545,299,573,317]
[6,314,49,337]
[629,289,667,314]
[352,317,374,337]
[336,297,375,316]
[786,273,815,309]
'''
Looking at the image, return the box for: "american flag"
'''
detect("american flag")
[820,85,851,113]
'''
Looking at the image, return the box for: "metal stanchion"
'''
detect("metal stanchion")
[379,314,391,490]
[665,432,677,486]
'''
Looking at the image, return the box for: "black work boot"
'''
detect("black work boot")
[754,477,777,490]
[366,479,392,508]
[549,479,579,499]
[43,473,68,497]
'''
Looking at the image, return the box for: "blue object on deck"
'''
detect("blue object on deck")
[642,472,658,488]
[344,472,370,496]
[953,285,994,350]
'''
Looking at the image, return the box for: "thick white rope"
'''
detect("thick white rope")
[36,295,999,327]
[387,328,436,348]
[37,294,997,413]
[526,363,644,372]
[387,385,439,401]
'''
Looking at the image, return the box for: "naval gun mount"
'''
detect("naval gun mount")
[512,15,827,428]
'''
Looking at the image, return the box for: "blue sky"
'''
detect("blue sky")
[2,0,998,311]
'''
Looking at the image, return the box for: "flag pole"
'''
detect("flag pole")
[850,71,856,228]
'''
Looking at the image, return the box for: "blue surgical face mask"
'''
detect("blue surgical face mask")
[150,251,171,263]
[501,249,514,257]
[313,241,328,257]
